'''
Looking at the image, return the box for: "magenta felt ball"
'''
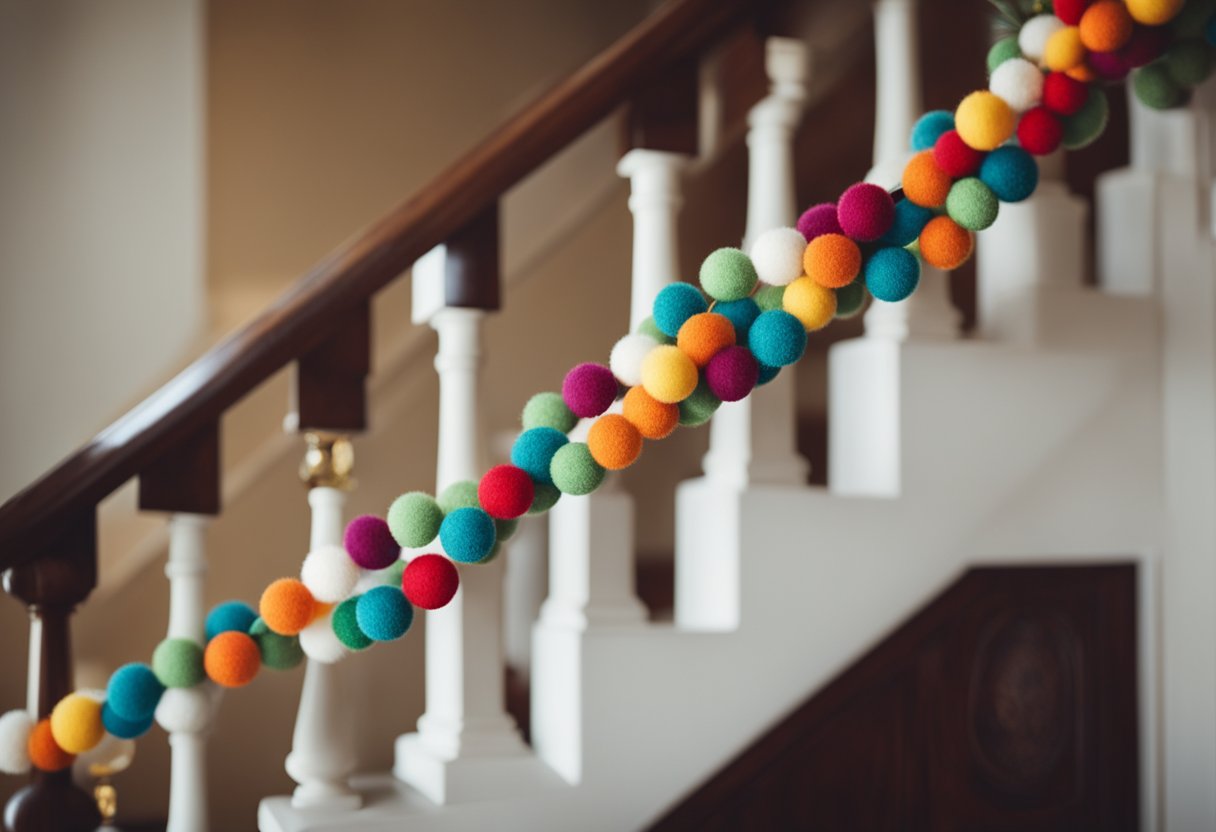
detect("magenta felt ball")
[705,346,759,402]
[562,363,617,418]
[1088,50,1130,81]
[796,203,844,242]
[401,554,460,610]
[836,183,895,243]
[478,465,535,520]
[343,515,399,570]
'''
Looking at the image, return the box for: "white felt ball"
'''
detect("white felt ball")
[299,614,348,664]
[609,334,659,387]
[300,543,360,603]
[155,687,212,734]
[748,227,806,286]
[0,710,34,775]
[1018,14,1064,63]
[73,734,135,785]
[989,58,1044,112]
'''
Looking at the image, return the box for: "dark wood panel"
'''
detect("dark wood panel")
[294,299,371,433]
[138,420,221,515]
[622,58,700,156]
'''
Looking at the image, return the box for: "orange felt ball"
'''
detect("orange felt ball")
[676,313,735,368]
[1079,1,1133,52]
[621,386,679,440]
[1066,63,1097,82]
[27,719,73,772]
[259,578,317,636]
[919,216,975,270]
[802,233,861,289]
[587,414,643,470]
[902,151,952,208]
[204,631,261,688]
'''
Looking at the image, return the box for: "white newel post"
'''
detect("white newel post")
[701,37,811,489]
[285,484,361,810]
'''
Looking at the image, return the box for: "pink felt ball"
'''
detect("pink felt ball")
[562,363,617,418]
[402,554,460,610]
[836,183,895,243]
[478,464,535,520]
[1087,49,1129,81]
[343,515,399,570]
[795,203,844,242]
[1121,25,1169,68]
[705,346,759,402]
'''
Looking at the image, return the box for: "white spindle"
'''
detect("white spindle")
[617,149,687,330]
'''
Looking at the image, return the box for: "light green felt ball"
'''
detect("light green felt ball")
[382,559,407,587]
[550,442,605,496]
[387,491,444,548]
[332,597,372,651]
[636,316,676,345]
[678,378,722,427]
[151,638,204,688]
[1133,64,1185,110]
[946,178,999,231]
[753,284,786,312]
[987,36,1021,73]
[699,248,758,302]
[1061,88,1110,149]
[835,281,868,319]
[521,392,578,433]
[437,480,479,513]
[250,618,304,670]
[528,483,561,515]
[1165,40,1213,86]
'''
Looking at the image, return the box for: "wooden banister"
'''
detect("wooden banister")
[0,0,771,568]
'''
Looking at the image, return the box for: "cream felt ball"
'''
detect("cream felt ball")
[989,57,1044,112]
[154,687,212,735]
[0,710,34,774]
[609,333,660,387]
[300,543,361,604]
[1019,14,1066,62]
[748,227,807,285]
[299,612,350,664]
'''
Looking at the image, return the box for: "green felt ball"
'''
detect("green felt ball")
[437,480,479,513]
[494,517,519,542]
[528,482,561,514]
[249,618,304,670]
[987,36,1021,73]
[1165,40,1213,86]
[382,560,407,587]
[835,281,868,319]
[332,597,372,651]
[1174,0,1216,37]
[753,284,786,312]
[1133,64,1185,110]
[151,638,204,688]
[522,392,578,433]
[636,316,675,345]
[549,442,605,496]
[945,178,1000,231]
[699,248,758,302]
[678,378,722,427]
[387,491,444,548]
[1061,87,1110,148]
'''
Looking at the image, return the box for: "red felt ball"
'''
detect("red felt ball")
[478,465,535,520]
[1054,0,1090,25]
[1121,25,1170,68]
[1017,107,1064,155]
[932,129,986,177]
[1042,71,1089,115]
[402,554,460,610]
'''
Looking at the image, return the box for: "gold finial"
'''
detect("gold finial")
[94,780,118,823]
[300,432,355,490]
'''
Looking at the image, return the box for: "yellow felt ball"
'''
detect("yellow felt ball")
[1043,26,1086,71]
[1125,0,1183,25]
[50,693,104,755]
[954,91,1016,151]
[640,345,699,404]
[782,277,837,331]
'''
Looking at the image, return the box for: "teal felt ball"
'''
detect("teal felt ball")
[699,248,759,302]
[101,702,153,740]
[715,298,762,341]
[910,110,954,151]
[653,283,709,338]
[387,491,444,548]
[522,391,578,433]
[946,178,1000,231]
[753,284,786,312]
[151,638,205,688]
[987,36,1022,72]
[529,482,561,514]
[835,281,868,319]
[332,597,372,651]
[355,586,414,642]
[511,427,569,485]
[879,200,934,247]
[1207,14,1216,47]
[106,663,165,723]
[1062,88,1110,148]
[865,247,920,303]
[1165,40,1213,86]
[748,310,806,368]
[756,363,780,386]
[249,618,304,670]
[438,507,497,564]
[549,442,605,496]
[678,377,722,426]
[979,146,1039,203]
[437,480,479,512]
[204,601,257,642]
[636,316,676,345]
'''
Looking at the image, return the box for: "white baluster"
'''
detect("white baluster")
[617,149,688,330]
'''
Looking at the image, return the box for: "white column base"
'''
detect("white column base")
[286,659,362,810]
[700,371,809,489]
[393,729,550,805]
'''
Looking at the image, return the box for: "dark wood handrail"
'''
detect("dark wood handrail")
[0,0,768,567]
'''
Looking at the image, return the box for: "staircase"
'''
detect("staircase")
[2,0,1215,829]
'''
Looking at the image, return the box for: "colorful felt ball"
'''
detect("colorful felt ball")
[748,310,807,367]
[880,200,934,247]
[387,491,444,549]
[478,465,535,520]
[1079,1,1134,50]
[1044,26,1086,71]
[27,720,73,772]
[521,391,578,433]
[909,110,955,150]
[1017,106,1064,155]
[621,385,680,440]
[1061,87,1109,148]
[795,203,844,241]
[1133,63,1185,108]
[1042,71,1089,115]
[259,578,317,636]
[609,333,660,387]
[204,631,260,688]
[356,586,414,642]
[0,711,33,775]
[101,703,152,740]
[987,36,1022,71]
[946,178,1000,231]
[652,282,709,338]
[299,612,348,664]
[1019,14,1067,61]
[636,316,675,345]
[494,517,519,543]
[865,247,921,302]
[835,281,868,319]
[803,233,861,289]
[1165,40,1213,85]
[204,601,257,642]
[562,363,618,419]
[332,597,373,651]
[155,688,212,735]
[300,543,361,604]
[918,216,975,270]
[106,663,165,723]
[511,427,569,485]
[753,284,786,312]
[438,507,497,564]
[49,693,103,755]
[401,554,460,610]
[549,442,605,495]
[1054,0,1091,25]
[677,312,736,367]
[955,91,1017,151]
[641,344,699,404]
[699,248,758,301]
[1122,24,1171,66]
[836,183,895,242]
[1088,49,1131,80]
[705,346,759,402]
[587,414,644,470]
[1125,0,1184,25]
[529,483,561,515]
[783,277,838,331]
[151,638,205,688]
[714,298,762,341]
[989,57,1045,111]
[933,130,986,178]
[979,146,1040,203]
[437,481,479,512]
[1174,0,1216,36]
[748,227,807,285]
[343,515,399,570]
[1065,62,1098,82]
[249,617,304,670]
[902,151,953,207]
[678,378,722,426]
